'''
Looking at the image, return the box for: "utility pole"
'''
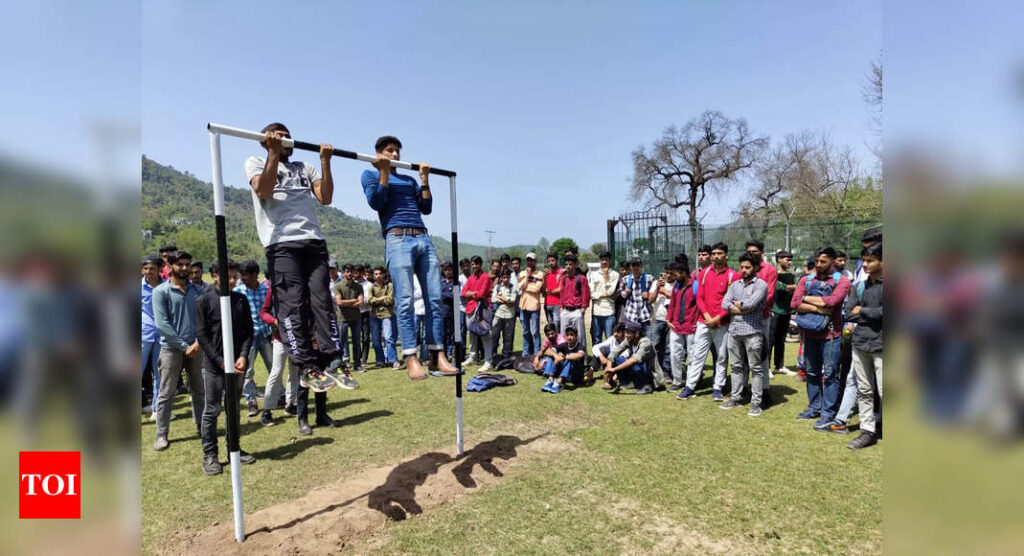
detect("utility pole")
[485,230,497,261]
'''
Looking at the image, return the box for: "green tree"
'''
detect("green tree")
[550,237,579,259]
[589,242,607,256]
[536,237,551,255]
[174,226,216,265]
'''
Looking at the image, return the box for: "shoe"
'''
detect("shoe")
[429,369,444,377]
[375,362,386,369]
[828,421,850,434]
[316,416,343,428]
[238,450,255,464]
[247,400,259,417]
[776,367,797,376]
[636,385,653,395]
[846,431,877,450]
[260,411,275,427]
[464,356,476,366]
[300,368,335,393]
[392,361,402,370]
[748,405,763,417]
[331,369,360,390]
[255,388,265,399]
[719,399,740,410]
[355,366,368,373]
[796,409,820,420]
[667,384,683,393]
[202,455,222,475]
[549,382,564,394]
[676,387,696,400]
[813,419,834,432]
[479,361,493,372]
[541,379,554,393]
[153,435,169,451]
[712,389,724,402]
[283,404,297,417]
[276,398,287,410]
[297,419,312,435]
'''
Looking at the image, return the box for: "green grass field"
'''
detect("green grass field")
[142,329,882,554]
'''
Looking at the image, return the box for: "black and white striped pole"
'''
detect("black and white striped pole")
[206,122,466,537]
[207,128,245,543]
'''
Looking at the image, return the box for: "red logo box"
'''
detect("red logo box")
[19,451,80,519]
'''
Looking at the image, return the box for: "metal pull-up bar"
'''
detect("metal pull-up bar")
[208,122,465,544]
[207,123,457,177]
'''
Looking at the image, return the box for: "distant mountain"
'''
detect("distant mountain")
[141,156,518,266]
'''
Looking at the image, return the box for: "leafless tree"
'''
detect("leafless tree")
[863,57,883,164]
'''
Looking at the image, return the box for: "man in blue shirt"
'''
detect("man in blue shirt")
[234,259,273,417]
[141,254,164,413]
[362,135,459,381]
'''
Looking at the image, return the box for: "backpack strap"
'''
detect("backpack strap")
[856,280,866,302]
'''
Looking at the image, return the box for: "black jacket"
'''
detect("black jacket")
[194,290,254,371]
[843,276,883,353]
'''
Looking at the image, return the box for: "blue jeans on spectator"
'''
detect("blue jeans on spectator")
[614,355,653,391]
[592,315,615,346]
[370,315,397,364]
[385,233,444,359]
[803,335,842,423]
[544,304,561,330]
[520,309,540,356]
[541,357,584,383]
[142,340,160,408]
[648,320,671,373]
[836,363,859,424]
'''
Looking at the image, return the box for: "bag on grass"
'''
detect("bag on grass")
[467,301,494,337]
[466,372,517,392]
[512,355,539,374]
[494,355,517,370]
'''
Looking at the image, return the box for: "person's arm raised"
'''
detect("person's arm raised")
[251,131,283,200]
[311,144,333,205]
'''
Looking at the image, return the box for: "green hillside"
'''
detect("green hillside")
[141,156,509,266]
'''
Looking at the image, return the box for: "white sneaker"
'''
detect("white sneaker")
[479,361,493,372]
[776,367,797,376]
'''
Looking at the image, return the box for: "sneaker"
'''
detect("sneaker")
[392,361,402,370]
[355,366,368,374]
[796,409,820,420]
[748,405,763,417]
[238,451,256,464]
[283,404,297,417]
[846,431,877,450]
[549,382,564,394]
[667,384,683,393]
[316,416,343,428]
[202,455,222,475]
[479,361,493,372]
[676,387,696,400]
[541,379,554,393]
[813,419,834,432]
[636,385,653,395]
[153,435,169,451]
[247,400,259,417]
[331,369,360,390]
[776,366,797,376]
[260,411,275,427]
[297,419,312,436]
[712,389,724,402]
[719,399,741,410]
[828,421,850,434]
[300,368,335,393]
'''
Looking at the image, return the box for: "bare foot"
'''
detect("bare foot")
[430,351,460,375]
[406,356,428,381]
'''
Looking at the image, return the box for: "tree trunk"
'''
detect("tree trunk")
[688,185,700,257]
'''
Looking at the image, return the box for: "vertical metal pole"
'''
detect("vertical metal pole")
[209,130,245,543]
[448,175,464,456]
[785,216,791,252]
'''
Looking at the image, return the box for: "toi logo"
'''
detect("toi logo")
[19,452,80,519]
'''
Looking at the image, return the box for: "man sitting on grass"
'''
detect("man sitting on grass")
[538,326,586,394]
[603,320,660,394]
[533,323,564,379]
[592,322,627,389]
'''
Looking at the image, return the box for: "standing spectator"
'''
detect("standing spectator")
[648,266,674,376]
[693,245,712,282]
[720,252,769,416]
[746,240,777,404]
[328,260,341,291]
[369,266,398,369]
[834,251,854,281]
[259,282,299,426]
[334,265,367,373]
[141,254,164,413]
[665,260,698,393]
[679,243,737,402]
[589,252,619,346]
[842,242,883,447]
[490,270,517,364]
[439,261,456,362]
[558,255,591,347]
[517,253,544,356]
[768,250,797,376]
[151,250,204,452]
[245,123,341,392]
[458,258,472,360]
[854,227,883,283]
[614,260,630,322]
[193,259,256,474]
[412,277,429,362]
[510,256,523,324]
[158,244,177,281]
[543,252,563,330]
[620,257,654,335]
[189,262,205,287]
[791,246,851,431]
[234,259,273,417]
[462,255,494,370]
[356,264,373,368]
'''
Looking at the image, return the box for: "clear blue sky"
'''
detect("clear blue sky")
[139,1,882,248]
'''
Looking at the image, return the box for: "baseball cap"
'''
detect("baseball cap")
[328,260,338,269]
[525,252,536,260]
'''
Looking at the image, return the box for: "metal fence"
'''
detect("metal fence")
[608,211,879,274]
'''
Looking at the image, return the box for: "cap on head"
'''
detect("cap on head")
[624,320,643,332]
[525,252,536,260]
[328,260,339,269]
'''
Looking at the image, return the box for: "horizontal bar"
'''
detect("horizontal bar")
[207,122,456,177]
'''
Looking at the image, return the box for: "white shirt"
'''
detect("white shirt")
[359,279,372,313]
[413,277,425,316]
[244,156,324,247]
[649,280,672,322]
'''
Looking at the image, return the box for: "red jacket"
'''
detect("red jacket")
[461,271,492,315]
[543,267,564,306]
[259,285,280,342]
[790,272,851,340]
[757,263,778,319]
[559,271,591,310]
[666,280,699,335]
[696,265,739,324]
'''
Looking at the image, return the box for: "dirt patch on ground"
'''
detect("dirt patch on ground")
[165,430,571,555]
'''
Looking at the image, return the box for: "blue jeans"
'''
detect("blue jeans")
[614,355,652,391]
[544,305,561,330]
[592,315,615,345]
[385,233,443,358]
[142,340,160,407]
[539,357,582,382]
[648,320,671,373]
[520,309,540,356]
[803,335,842,422]
[370,315,397,363]
[836,365,859,423]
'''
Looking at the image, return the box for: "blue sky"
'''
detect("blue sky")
[138,1,882,248]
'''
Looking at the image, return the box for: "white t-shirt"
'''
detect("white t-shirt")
[413,277,425,316]
[649,280,672,322]
[244,156,324,247]
[360,280,372,313]
[592,335,619,358]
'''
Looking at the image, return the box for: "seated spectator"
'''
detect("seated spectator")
[603,320,660,394]
[539,326,586,394]
[532,323,565,379]
[592,322,627,389]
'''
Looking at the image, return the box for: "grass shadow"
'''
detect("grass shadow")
[324,397,371,413]
[251,436,334,461]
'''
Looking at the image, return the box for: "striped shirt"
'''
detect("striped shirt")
[234,280,271,340]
